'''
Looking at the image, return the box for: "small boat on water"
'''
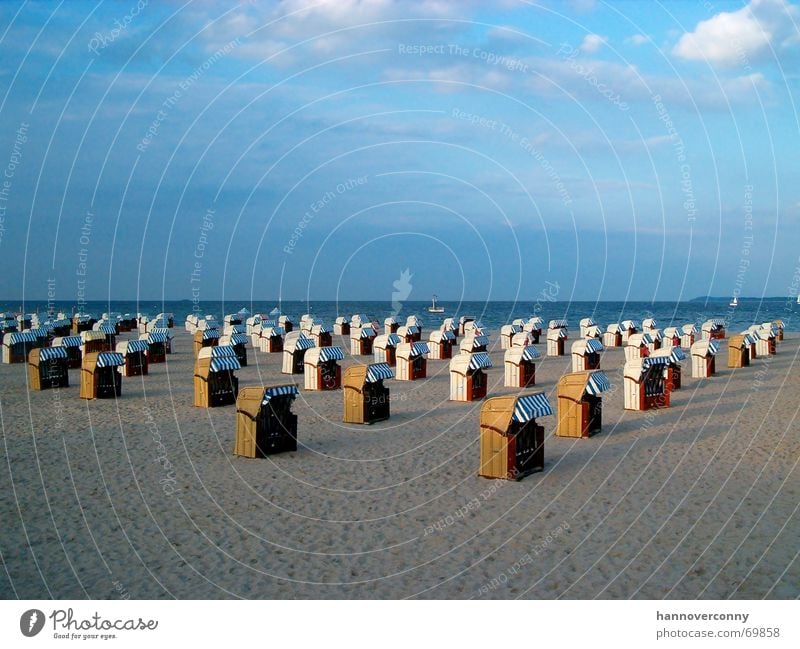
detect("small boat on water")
[729,296,738,307]
[428,295,444,313]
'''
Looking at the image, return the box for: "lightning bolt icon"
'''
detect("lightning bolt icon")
[28,611,37,632]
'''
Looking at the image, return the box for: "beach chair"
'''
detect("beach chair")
[80,351,124,399]
[479,393,551,480]
[28,347,69,390]
[343,363,394,424]
[304,346,344,391]
[571,338,603,372]
[234,385,299,457]
[555,370,611,438]
[504,344,539,388]
[450,352,492,402]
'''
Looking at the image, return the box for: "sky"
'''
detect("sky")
[0,0,798,303]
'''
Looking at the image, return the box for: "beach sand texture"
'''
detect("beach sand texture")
[1,328,798,599]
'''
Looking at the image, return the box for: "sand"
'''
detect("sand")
[1,327,798,599]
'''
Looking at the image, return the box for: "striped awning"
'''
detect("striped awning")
[405,325,420,335]
[49,318,70,328]
[366,362,395,383]
[641,333,654,345]
[261,385,298,404]
[209,357,241,372]
[57,335,82,348]
[585,339,604,353]
[708,340,720,355]
[586,371,612,396]
[549,319,568,328]
[262,320,277,328]
[230,333,249,345]
[512,393,553,422]
[96,352,125,367]
[359,327,376,338]
[409,341,429,357]
[211,345,237,358]
[441,330,456,341]
[6,331,37,344]
[124,340,149,353]
[99,324,117,335]
[293,335,315,350]
[668,347,686,362]
[267,327,285,337]
[29,327,49,338]
[643,356,670,368]
[38,347,68,361]
[203,320,220,330]
[229,324,246,334]
[550,328,568,339]
[622,320,640,329]
[521,345,541,361]
[202,329,220,340]
[148,332,170,343]
[313,324,330,334]
[507,324,522,333]
[710,318,725,326]
[318,346,345,362]
[385,334,401,346]
[469,352,493,370]
[467,335,489,349]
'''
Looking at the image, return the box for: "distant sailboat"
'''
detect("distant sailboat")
[269,306,280,316]
[428,294,444,313]
[729,296,738,307]
[797,295,800,305]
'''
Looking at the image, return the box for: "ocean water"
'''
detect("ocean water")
[4,298,797,332]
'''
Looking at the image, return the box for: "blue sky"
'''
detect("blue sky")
[0,0,798,302]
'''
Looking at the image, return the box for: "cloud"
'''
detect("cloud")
[672,0,800,67]
[579,33,606,53]
[627,34,649,46]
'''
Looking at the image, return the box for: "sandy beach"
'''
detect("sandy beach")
[1,328,798,600]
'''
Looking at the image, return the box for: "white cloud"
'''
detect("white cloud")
[579,33,606,53]
[673,0,799,67]
[627,34,649,46]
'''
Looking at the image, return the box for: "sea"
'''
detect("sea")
[3,298,797,332]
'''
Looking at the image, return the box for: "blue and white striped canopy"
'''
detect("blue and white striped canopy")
[202,329,220,340]
[359,327,376,338]
[318,346,345,362]
[95,352,125,367]
[29,327,49,338]
[124,340,149,353]
[385,334,401,346]
[468,335,489,348]
[230,324,246,334]
[366,362,395,383]
[293,335,315,350]
[586,371,612,396]
[643,356,670,368]
[549,319,568,328]
[551,328,568,339]
[99,324,117,335]
[441,330,456,341]
[585,339,604,353]
[211,345,237,358]
[6,331,37,344]
[209,357,241,372]
[313,324,330,333]
[49,318,70,328]
[261,385,298,404]
[262,320,277,328]
[229,333,249,345]
[622,320,640,329]
[57,335,82,348]
[709,318,725,326]
[267,327,285,337]
[512,393,553,422]
[404,325,420,334]
[707,340,720,355]
[204,320,220,329]
[469,352,493,370]
[405,341,427,357]
[38,347,68,361]
[521,345,541,361]
[668,347,686,362]
[640,333,653,345]
[148,332,170,343]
